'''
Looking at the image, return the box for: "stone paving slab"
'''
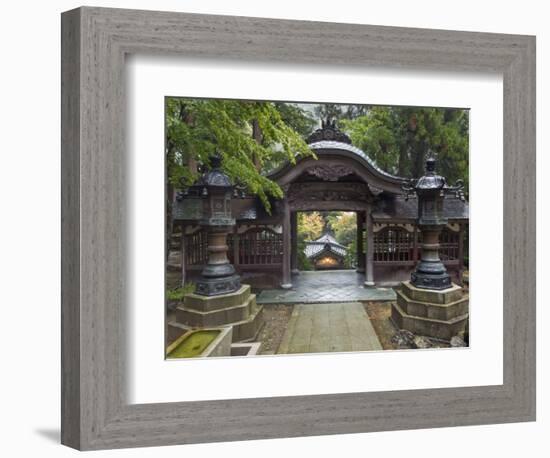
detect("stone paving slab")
[257,271,396,304]
[277,302,383,354]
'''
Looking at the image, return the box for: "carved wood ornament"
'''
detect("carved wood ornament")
[305,164,354,181]
[286,182,373,211]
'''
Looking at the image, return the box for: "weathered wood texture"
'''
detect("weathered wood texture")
[281,201,292,287]
[356,211,365,272]
[61,6,536,450]
[290,211,298,272]
[61,7,81,450]
[365,205,375,285]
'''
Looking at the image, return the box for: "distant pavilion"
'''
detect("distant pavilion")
[304,233,348,270]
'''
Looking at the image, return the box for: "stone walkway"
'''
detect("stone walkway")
[257,270,396,304]
[277,302,383,354]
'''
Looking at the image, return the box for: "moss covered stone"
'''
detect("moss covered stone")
[166,330,220,358]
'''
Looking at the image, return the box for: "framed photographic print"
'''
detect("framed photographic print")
[61,6,536,450]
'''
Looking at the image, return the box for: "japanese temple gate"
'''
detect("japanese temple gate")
[172,123,469,289]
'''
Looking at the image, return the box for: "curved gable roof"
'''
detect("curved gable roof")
[304,233,348,260]
[267,139,407,195]
[308,140,402,182]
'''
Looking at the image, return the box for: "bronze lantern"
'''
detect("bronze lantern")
[403,156,464,290]
[188,154,241,296]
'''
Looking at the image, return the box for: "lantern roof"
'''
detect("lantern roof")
[414,157,446,191]
[402,156,465,202]
[195,154,232,188]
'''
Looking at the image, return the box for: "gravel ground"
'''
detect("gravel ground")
[256,304,294,354]
[364,300,455,350]
[363,301,400,350]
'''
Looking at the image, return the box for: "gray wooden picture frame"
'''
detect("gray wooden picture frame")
[61,6,536,451]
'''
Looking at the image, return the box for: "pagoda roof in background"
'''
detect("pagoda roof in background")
[304,233,348,260]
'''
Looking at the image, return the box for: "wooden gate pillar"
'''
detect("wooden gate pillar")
[281,201,293,288]
[365,206,375,286]
[356,211,365,273]
[291,211,299,274]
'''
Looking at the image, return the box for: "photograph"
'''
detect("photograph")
[1,0,542,455]
[165,98,470,358]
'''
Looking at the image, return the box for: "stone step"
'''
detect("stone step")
[176,294,257,327]
[396,289,469,321]
[168,304,264,343]
[229,305,264,342]
[391,301,468,341]
[183,284,252,312]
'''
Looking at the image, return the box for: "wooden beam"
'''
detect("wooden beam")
[290,211,299,274]
[356,211,365,273]
[365,206,375,286]
[281,201,292,288]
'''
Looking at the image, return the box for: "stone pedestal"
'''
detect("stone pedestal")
[391,281,468,341]
[169,284,264,343]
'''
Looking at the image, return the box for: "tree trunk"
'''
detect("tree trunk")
[413,140,427,178]
[398,144,408,176]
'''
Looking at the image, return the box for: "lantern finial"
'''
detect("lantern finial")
[209,152,222,170]
[425,156,436,173]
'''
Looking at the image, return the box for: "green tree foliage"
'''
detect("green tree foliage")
[345,238,358,269]
[340,107,469,194]
[328,212,358,269]
[339,107,400,174]
[314,103,344,121]
[297,212,324,241]
[313,104,369,121]
[297,238,314,271]
[274,102,317,138]
[166,98,313,211]
[328,212,357,246]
